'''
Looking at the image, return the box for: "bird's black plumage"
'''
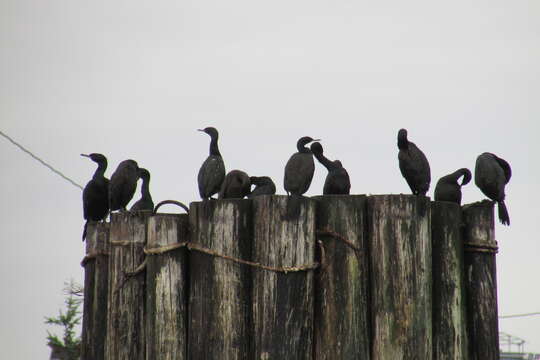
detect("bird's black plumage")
[109,159,139,212]
[197,127,225,200]
[81,153,109,240]
[310,142,351,195]
[475,152,511,225]
[248,176,276,198]
[397,129,431,196]
[283,136,319,196]
[130,168,154,212]
[434,168,471,205]
[219,170,251,199]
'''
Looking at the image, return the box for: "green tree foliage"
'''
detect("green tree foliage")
[45,279,83,360]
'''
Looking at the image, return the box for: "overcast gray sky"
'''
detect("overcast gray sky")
[1,1,539,358]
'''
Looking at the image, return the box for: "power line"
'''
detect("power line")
[0,129,83,190]
[499,312,540,319]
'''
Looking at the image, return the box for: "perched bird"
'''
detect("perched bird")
[197,127,225,200]
[310,142,351,195]
[397,128,431,196]
[81,153,109,240]
[219,170,251,199]
[130,168,154,212]
[109,159,139,212]
[248,176,276,198]
[475,152,511,226]
[434,168,472,205]
[284,136,320,196]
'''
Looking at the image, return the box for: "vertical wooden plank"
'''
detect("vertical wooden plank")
[81,222,109,360]
[252,195,316,360]
[367,195,432,360]
[431,201,468,360]
[146,214,188,360]
[313,195,370,360]
[462,201,499,360]
[106,212,149,360]
[188,200,252,360]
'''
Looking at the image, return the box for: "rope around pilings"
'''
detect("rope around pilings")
[100,226,352,293]
[143,241,322,273]
[464,242,499,254]
[316,227,362,252]
[80,251,109,267]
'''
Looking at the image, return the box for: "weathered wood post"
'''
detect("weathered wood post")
[188,200,253,359]
[106,212,150,360]
[313,195,370,360]
[146,213,189,360]
[431,201,468,360]
[81,222,109,360]
[462,201,499,360]
[252,195,317,360]
[367,195,432,360]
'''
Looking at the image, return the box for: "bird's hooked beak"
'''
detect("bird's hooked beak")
[197,129,205,132]
[312,139,321,142]
[80,154,90,158]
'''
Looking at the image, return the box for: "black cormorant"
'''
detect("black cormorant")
[397,128,431,196]
[109,159,139,212]
[248,176,276,198]
[218,169,251,199]
[81,153,109,240]
[310,142,351,195]
[283,136,319,195]
[434,168,471,205]
[475,152,511,226]
[197,127,225,200]
[130,168,154,212]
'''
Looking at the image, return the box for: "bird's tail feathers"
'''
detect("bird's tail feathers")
[284,194,302,220]
[498,200,510,226]
[82,221,88,241]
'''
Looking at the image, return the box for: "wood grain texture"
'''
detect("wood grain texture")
[431,201,468,360]
[106,212,150,360]
[146,214,189,360]
[462,201,499,360]
[81,222,109,360]
[313,195,370,360]
[367,195,432,360]
[252,195,316,360]
[188,200,253,360]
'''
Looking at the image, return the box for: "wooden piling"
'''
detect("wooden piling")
[252,195,317,360]
[431,201,468,360]
[81,222,109,360]
[367,195,432,360]
[146,214,189,360]
[313,195,370,360]
[462,201,499,360]
[106,212,150,360]
[188,200,253,360]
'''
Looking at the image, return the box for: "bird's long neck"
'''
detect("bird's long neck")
[314,152,334,170]
[398,137,408,150]
[141,177,151,199]
[93,161,107,180]
[297,141,310,153]
[209,136,221,156]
